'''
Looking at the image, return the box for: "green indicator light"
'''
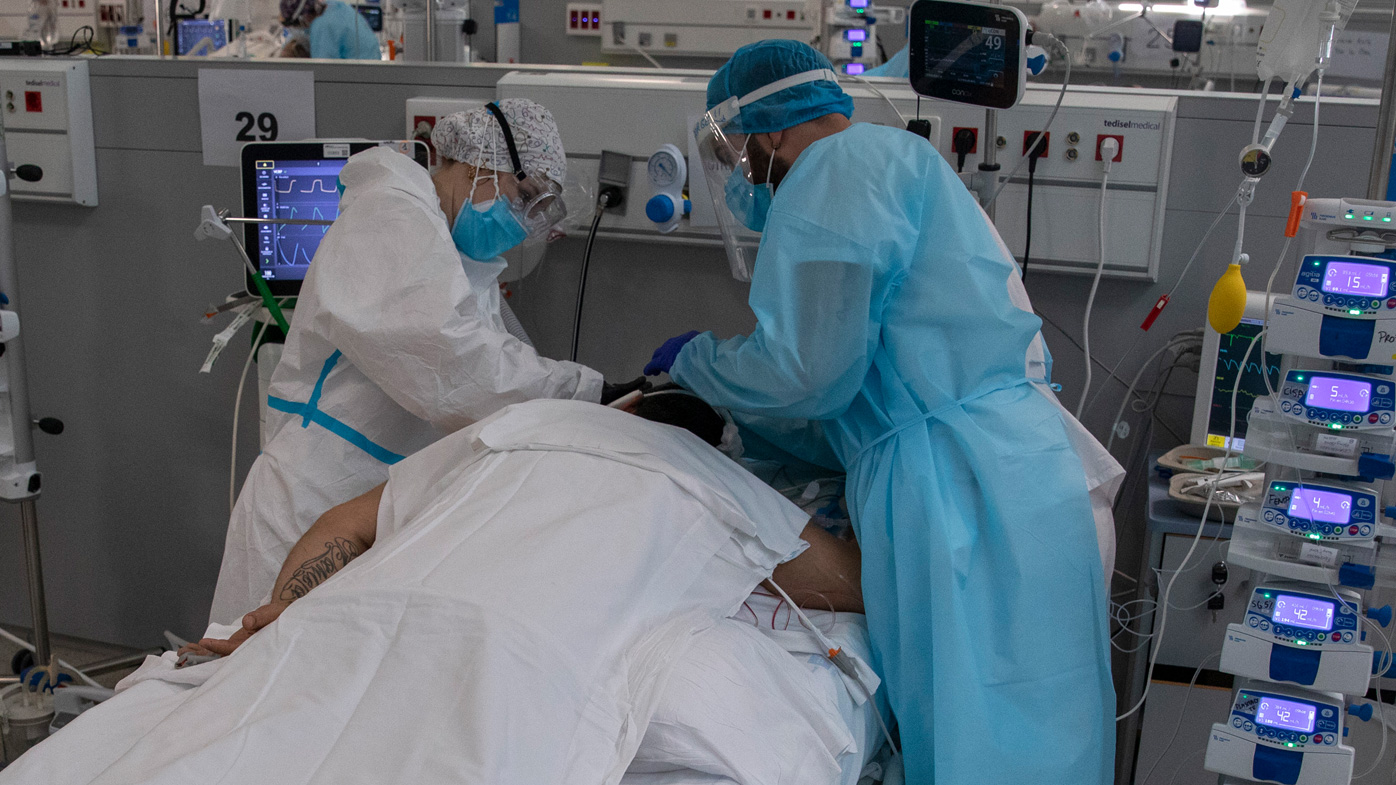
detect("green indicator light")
[1385,217,1392,222]
[1310,533,1323,539]
[1287,743,1296,748]
[1347,214,1356,220]
[1314,261,1322,266]
[1264,593,1272,598]
[1351,309,1363,315]
[1331,423,1343,429]
[1366,215,1375,220]
[1297,640,1307,645]
[1298,375,1306,381]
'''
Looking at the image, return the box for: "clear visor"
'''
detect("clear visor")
[694,98,761,283]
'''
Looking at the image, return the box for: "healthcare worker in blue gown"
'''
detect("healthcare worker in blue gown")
[647,40,1124,785]
[280,0,380,59]
[864,43,909,77]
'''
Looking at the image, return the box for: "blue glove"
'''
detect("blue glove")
[644,331,700,376]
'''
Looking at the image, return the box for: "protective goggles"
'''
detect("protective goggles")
[483,102,568,241]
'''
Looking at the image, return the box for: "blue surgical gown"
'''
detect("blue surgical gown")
[309,0,380,60]
[864,44,909,78]
[671,122,1114,785]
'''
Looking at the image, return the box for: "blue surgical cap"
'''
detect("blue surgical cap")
[706,40,854,135]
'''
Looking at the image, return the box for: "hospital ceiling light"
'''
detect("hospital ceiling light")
[1117,1,1250,17]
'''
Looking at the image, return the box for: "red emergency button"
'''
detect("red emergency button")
[1333,632,1343,641]
[1370,413,1380,423]
[23,91,40,112]
[1387,298,1396,309]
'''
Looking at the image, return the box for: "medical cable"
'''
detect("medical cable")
[0,626,103,690]
[1328,585,1392,780]
[628,44,664,69]
[1022,158,1037,281]
[1137,651,1220,785]
[1104,333,1202,453]
[1164,749,1206,785]
[230,311,278,513]
[1034,310,1154,400]
[1076,138,1119,418]
[1252,78,1273,145]
[845,74,907,126]
[765,578,899,758]
[1136,71,1323,719]
[1080,190,1235,419]
[1117,328,1258,722]
[569,191,616,363]
[982,33,1071,209]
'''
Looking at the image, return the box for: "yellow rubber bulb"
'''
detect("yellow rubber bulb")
[1208,262,1247,334]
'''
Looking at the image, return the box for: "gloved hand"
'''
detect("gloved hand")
[645,331,700,376]
[600,376,652,405]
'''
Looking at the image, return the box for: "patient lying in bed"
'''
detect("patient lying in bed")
[1,397,884,785]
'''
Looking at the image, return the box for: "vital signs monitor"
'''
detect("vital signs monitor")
[240,141,429,297]
[1191,292,1282,451]
[908,0,1028,109]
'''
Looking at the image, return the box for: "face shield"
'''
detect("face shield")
[695,96,761,282]
[695,68,840,282]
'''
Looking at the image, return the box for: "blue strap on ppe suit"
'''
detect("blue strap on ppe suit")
[671,122,1114,785]
[309,0,379,59]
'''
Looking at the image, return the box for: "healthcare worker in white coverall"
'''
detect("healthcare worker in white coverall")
[210,100,638,623]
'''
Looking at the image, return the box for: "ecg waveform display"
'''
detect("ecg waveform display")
[1207,321,1282,450]
[254,161,348,283]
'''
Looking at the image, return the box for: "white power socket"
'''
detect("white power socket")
[566,3,602,36]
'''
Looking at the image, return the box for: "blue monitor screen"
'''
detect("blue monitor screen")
[1206,317,1282,451]
[177,20,227,55]
[252,159,345,283]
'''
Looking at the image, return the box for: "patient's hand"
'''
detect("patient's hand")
[190,601,291,657]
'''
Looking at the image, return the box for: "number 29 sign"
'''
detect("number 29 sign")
[198,69,317,167]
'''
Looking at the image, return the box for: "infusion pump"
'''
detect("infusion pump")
[1209,198,1396,785]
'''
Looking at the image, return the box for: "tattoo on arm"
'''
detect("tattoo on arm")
[278,537,363,601]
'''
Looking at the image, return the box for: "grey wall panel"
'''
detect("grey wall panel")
[0,146,251,647]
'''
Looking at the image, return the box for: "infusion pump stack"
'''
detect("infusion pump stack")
[1203,198,1396,785]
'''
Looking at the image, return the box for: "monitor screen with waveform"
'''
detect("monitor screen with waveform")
[1206,317,1281,451]
[253,159,346,284]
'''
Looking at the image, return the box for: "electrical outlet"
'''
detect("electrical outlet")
[566,3,602,36]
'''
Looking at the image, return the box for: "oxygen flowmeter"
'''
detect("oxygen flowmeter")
[644,144,688,234]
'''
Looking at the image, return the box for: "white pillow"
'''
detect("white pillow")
[628,619,854,785]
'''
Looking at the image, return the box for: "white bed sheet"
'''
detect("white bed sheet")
[0,403,811,785]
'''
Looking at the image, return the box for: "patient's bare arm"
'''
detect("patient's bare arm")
[186,483,385,657]
[767,521,863,614]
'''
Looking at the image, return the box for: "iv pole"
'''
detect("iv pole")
[1367,5,1396,201]
[0,117,55,674]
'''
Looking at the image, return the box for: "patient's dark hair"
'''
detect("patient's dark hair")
[633,384,726,447]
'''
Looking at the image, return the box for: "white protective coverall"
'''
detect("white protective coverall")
[2,401,810,785]
[209,148,603,623]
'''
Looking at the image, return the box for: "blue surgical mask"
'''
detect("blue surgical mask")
[724,168,772,233]
[451,197,527,261]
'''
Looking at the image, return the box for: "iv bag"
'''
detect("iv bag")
[1255,0,1358,86]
